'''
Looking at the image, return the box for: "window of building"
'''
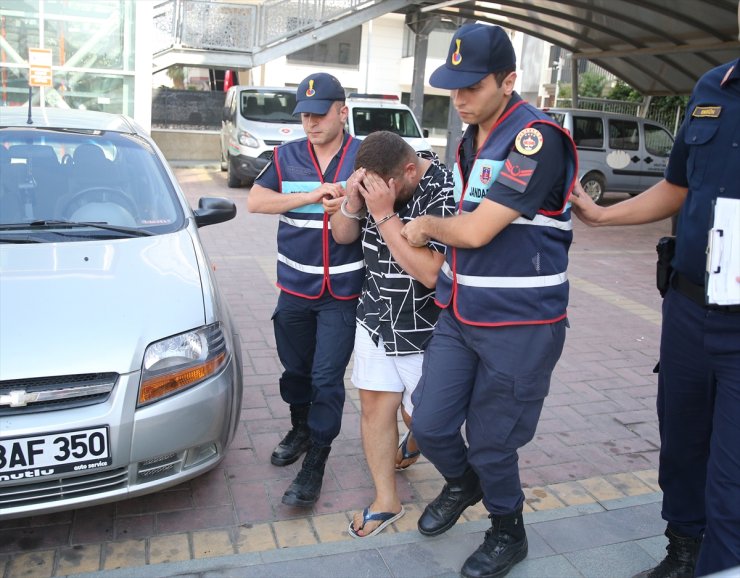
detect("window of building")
[401,93,450,140]
[0,0,136,114]
[287,27,361,67]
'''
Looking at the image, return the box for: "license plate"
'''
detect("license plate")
[0,427,111,481]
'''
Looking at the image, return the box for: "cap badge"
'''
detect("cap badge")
[306,79,316,98]
[451,39,463,66]
[515,127,543,155]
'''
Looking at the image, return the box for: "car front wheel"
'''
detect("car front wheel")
[226,158,241,188]
[581,172,606,204]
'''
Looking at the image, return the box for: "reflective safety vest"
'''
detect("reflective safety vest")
[436,99,578,326]
[274,136,364,299]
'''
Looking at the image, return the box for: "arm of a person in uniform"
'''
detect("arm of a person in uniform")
[571,178,688,227]
[401,200,520,249]
[247,181,341,214]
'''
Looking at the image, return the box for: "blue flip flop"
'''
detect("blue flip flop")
[348,505,406,538]
[395,430,421,470]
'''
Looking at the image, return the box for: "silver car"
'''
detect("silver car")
[0,108,243,519]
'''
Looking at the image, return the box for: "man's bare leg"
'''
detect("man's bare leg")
[396,405,420,469]
[352,389,403,536]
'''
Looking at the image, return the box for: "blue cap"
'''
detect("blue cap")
[293,73,346,115]
[429,24,516,90]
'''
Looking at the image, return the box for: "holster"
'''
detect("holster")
[656,236,676,298]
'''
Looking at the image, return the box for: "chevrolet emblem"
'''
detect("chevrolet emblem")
[0,390,40,407]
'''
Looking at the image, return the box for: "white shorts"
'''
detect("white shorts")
[351,324,424,415]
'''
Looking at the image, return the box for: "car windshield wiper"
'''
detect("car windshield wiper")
[0,220,154,237]
[0,235,43,243]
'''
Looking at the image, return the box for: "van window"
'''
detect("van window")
[545,112,566,128]
[352,108,421,138]
[573,116,604,149]
[644,123,674,156]
[240,91,300,124]
[609,119,639,150]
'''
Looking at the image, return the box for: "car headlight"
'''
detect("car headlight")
[237,130,259,148]
[138,323,228,406]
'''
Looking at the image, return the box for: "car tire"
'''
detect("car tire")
[227,158,241,188]
[220,150,228,172]
[581,172,606,204]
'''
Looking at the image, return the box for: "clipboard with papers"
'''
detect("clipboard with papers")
[705,197,740,306]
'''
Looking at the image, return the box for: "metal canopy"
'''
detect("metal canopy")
[413,0,740,95]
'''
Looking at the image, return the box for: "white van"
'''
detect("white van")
[345,94,433,155]
[543,108,675,203]
[220,86,305,188]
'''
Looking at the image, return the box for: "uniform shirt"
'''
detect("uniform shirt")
[666,58,740,286]
[458,94,567,217]
[357,152,455,355]
[255,132,352,190]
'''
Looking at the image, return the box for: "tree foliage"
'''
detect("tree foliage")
[579,71,608,97]
[607,79,688,121]
[607,80,642,102]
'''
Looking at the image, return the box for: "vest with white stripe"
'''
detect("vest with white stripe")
[274,136,364,299]
[436,100,578,326]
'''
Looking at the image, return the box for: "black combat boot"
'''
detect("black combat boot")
[418,467,484,536]
[271,404,311,466]
[281,444,331,507]
[461,508,528,578]
[632,527,701,578]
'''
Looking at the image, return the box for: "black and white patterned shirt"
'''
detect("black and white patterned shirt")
[357,152,456,355]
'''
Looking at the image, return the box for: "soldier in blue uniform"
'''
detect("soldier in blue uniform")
[401,24,577,578]
[571,23,740,577]
[247,73,363,507]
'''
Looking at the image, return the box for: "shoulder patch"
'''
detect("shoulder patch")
[692,105,721,118]
[497,151,537,194]
[515,127,544,155]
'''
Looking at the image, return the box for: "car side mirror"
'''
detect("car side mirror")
[194,197,236,227]
[423,128,429,138]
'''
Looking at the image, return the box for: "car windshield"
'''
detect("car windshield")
[0,128,185,241]
[240,90,300,123]
[351,107,422,138]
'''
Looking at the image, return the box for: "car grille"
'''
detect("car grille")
[0,373,117,416]
[258,150,275,161]
[264,140,284,146]
[0,467,128,509]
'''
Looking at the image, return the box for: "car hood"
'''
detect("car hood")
[247,118,305,142]
[0,230,205,380]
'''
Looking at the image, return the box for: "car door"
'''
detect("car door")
[606,118,642,193]
[640,121,674,189]
[220,88,237,159]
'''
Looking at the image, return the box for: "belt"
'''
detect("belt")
[671,273,740,313]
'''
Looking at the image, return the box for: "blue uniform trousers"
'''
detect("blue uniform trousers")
[411,309,566,514]
[272,291,357,447]
[659,286,740,575]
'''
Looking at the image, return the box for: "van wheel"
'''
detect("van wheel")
[581,172,606,204]
[227,159,241,188]
[220,150,228,172]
